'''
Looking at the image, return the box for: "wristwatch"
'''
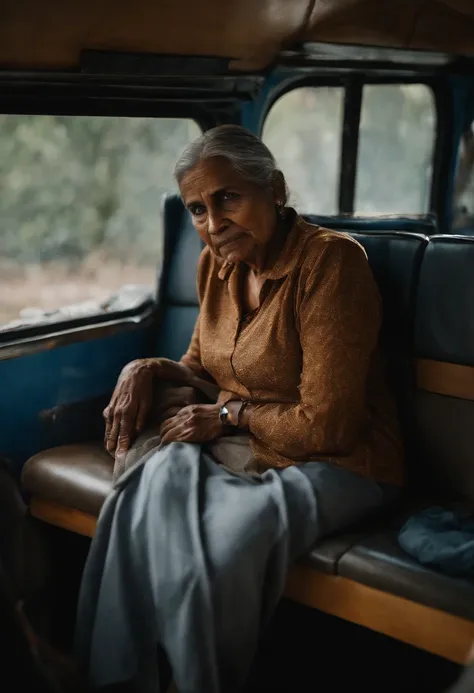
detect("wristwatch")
[219,400,250,427]
[219,403,234,427]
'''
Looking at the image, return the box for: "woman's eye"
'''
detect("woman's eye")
[223,191,239,202]
[191,205,206,217]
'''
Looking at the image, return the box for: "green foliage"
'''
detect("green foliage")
[0,116,200,266]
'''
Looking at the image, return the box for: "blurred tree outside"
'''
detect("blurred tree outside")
[0,116,200,328]
[264,83,435,214]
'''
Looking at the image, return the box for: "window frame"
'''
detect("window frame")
[0,93,211,352]
[260,75,449,220]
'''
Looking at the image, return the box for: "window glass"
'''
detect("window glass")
[453,122,474,230]
[355,84,435,214]
[262,87,344,214]
[0,115,201,332]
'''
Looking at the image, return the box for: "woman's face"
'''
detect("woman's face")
[179,156,282,265]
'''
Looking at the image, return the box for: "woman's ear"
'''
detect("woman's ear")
[272,171,287,206]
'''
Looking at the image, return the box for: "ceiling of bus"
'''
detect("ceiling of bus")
[1,0,474,71]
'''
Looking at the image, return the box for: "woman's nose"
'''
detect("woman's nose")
[207,209,223,236]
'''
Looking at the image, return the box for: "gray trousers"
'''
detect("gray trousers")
[75,442,395,693]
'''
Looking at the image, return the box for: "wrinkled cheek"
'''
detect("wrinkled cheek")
[194,224,210,247]
[240,208,275,244]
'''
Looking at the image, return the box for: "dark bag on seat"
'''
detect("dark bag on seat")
[399,506,474,578]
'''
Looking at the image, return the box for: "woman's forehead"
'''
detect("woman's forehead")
[180,157,245,198]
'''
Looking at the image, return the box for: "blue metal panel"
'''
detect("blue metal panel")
[0,328,148,469]
[155,305,199,362]
[240,69,297,134]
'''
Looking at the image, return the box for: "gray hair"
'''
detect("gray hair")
[174,124,285,196]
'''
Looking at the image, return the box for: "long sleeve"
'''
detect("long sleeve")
[248,238,381,460]
[180,314,206,376]
[180,247,215,380]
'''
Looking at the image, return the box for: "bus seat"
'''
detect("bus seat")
[300,224,430,572]
[328,234,474,657]
[155,194,203,361]
[23,444,113,532]
[305,214,436,235]
[306,215,431,454]
[414,235,474,500]
[338,528,474,621]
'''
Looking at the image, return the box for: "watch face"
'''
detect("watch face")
[219,405,229,424]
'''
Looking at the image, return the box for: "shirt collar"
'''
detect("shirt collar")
[217,211,311,282]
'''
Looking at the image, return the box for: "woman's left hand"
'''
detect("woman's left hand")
[160,403,224,445]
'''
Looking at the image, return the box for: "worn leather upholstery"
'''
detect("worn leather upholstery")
[305,214,436,235]
[22,445,113,517]
[339,530,474,620]
[307,216,431,478]
[341,234,474,619]
[414,235,474,501]
[298,217,432,572]
[155,194,203,361]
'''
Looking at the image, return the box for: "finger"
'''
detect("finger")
[159,408,188,435]
[159,416,179,439]
[103,405,114,442]
[135,394,152,433]
[173,427,198,443]
[106,413,120,454]
[160,421,188,445]
[174,427,195,443]
[116,414,135,455]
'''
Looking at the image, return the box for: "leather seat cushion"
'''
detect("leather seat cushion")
[339,530,474,621]
[304,531,369,573]
[21,444,113,517]
[303,496,416,573]
[20,445,371,569]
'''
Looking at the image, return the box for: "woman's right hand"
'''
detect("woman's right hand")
[104,358,193,456]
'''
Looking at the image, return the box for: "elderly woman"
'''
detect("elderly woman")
[76,125,403,693]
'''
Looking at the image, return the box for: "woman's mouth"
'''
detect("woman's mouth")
[215,233,246,252]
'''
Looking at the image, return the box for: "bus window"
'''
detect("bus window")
[355,84,435,214]
[0,116,201,333]
[262,87,344,214]
[453,122,474,231]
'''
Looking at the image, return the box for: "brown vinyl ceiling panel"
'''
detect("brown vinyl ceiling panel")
[304,0,474,56]
[0,0,309,71]
[2,0,474,73]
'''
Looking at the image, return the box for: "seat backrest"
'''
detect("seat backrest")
[414,235,474,502]
[348,231,428,437]
[305,214,436,236]
[306,215,432,454]
[155,194,203,361]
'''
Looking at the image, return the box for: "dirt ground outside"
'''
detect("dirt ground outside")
[0,252,158,329]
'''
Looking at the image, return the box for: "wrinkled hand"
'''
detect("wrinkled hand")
[104,358,193,455]
[160,403,224,445]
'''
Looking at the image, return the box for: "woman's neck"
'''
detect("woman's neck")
[246,209,293,277]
